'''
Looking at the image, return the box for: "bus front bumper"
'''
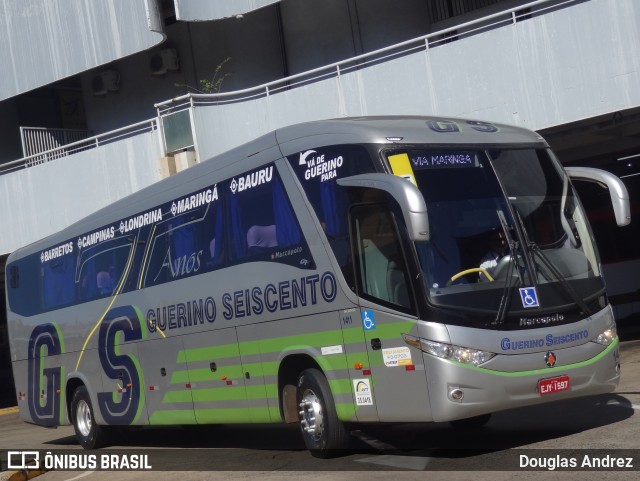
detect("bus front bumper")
[424,339,620,422]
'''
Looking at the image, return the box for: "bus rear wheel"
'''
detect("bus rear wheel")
[71,385,109,449]
[296,368,349,458]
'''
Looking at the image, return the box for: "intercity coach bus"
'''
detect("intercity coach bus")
[6,117,630,457]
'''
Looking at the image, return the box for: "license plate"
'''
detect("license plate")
[538,375,570,396]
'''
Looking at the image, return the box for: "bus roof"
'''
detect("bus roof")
[274,116,546,150]
[8,116,547,260]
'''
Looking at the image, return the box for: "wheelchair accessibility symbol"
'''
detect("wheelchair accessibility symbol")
[361,309,376,330]
[519,287,540,308]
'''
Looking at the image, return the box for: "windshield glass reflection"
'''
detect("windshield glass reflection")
[387,147,603,316]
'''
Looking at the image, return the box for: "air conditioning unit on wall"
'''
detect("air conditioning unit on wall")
[150,48,179,75]
[91,70,120,96]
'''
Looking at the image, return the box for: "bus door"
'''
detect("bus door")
[350,204,432,422]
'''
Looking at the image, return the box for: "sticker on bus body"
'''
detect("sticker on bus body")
[361,310,376,330]
[519,287,540,308]
[353,379,374,405]
[382,346,412,367]
[321,345,343,356]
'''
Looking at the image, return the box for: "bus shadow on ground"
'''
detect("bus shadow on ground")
[350,393,634,452]
[42,393,634,470]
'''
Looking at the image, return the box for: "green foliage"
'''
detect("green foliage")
[175,57,233,94]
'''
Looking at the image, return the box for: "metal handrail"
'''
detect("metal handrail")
[20,126,93,158]
[0,0,577,174]
[156,0,577,113]
[0,119,158,174]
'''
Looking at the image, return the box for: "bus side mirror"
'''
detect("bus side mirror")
[337,173,430,241]
[565,167,631,227]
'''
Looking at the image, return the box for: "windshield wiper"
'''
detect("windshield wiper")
[511,209,592,316]
[528,242,593,316]
[494,210,523,325]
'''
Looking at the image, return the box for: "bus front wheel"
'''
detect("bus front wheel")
[296,368,349,457]
[71,385,109,449]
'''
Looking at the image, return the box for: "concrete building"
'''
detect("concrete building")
[1,0,639,404]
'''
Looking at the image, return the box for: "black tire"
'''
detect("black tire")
[297,368,349,458]
[71,385,110,449]
[449,413,492,430]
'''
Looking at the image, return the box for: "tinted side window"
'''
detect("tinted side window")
[143,187,222,289]
[286,145,377,285]
[42,254,75,310]
[8,233,137,316]
[77,237,134,301]
[227,165,312,268]
[7,256,39,316]
[351,204,414,312]
[7,164,313,316]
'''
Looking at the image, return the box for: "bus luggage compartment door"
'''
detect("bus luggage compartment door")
[138,336,197,425]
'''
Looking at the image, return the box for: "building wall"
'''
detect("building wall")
[0,130,163,254]
[0,99,22,163]
[77,6,286,135]
[192,0,640,160]
[0,0,165,102]
[174,0,281,20]
[1,0,638,256]
[186,8,286,92]
[353,0,432,53]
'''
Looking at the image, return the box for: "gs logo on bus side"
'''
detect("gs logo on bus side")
[27,324,64,426]
[26,306,146,427]
[97,305,145,424]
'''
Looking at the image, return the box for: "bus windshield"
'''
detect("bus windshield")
[390,147,604,325]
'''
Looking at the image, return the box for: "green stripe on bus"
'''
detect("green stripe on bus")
[177,322,414,363]
[328,378,352,395]
[163,380,352,404]
[265,384,278,399]
[268,406,280,420]
[148,410,197,425]
[192,386,244,402]
[342,322,415,343]
[151,405,356,424]
[177,330,344,363]
[170,370,190,384]
[170,357,347,386]
[452,338,619,377]
[336,403,356,420]
[177,343,241,363]
[243,361,277,376]
[175,320,413,367]
[194,407,273,423]
[162,390,193,403]
[190,385,273,403]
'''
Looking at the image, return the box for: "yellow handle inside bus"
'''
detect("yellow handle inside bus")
[448,268,494,285]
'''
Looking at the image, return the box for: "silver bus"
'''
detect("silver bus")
[6,116,630,457]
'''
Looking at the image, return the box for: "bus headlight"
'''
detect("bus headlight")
[403,335,496,366]
[593,323,617,346]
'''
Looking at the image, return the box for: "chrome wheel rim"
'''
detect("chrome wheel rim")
[76,399,92,437]
[299,389,324,441]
